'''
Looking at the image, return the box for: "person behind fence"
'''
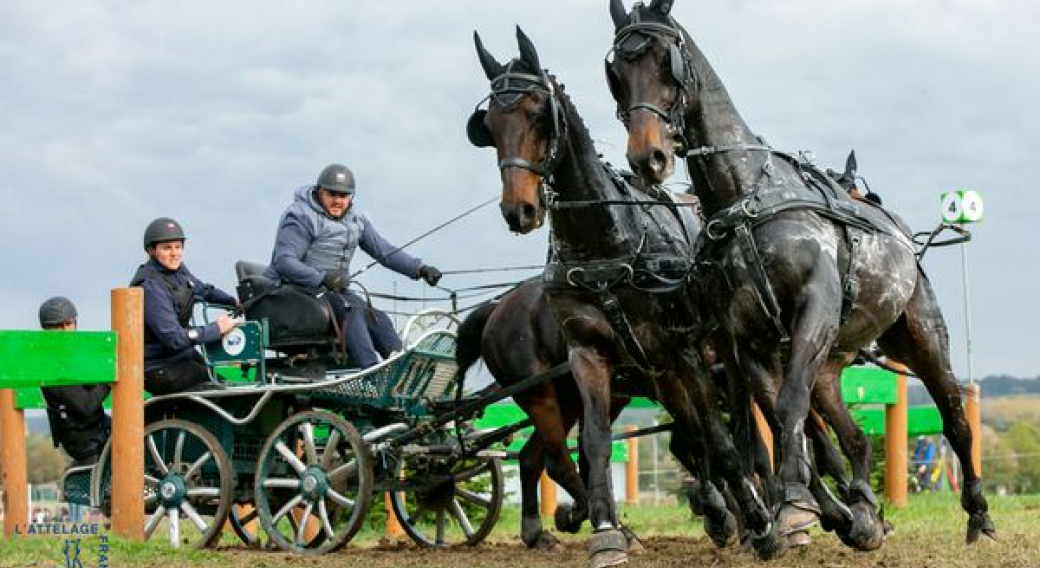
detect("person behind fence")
[132,217,240,395]
[37,297,111,469]
[263,163,443,368]
[912,435,937,492]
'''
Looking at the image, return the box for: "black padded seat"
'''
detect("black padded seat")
[233,260,336,354]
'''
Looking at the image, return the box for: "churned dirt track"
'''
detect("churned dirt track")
[206,531,1034,568]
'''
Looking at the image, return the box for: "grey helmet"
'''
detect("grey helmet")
[39,296,78,327]
[316,164,356,194]
[143,217,186,250]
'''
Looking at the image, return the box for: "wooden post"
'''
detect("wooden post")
[752,402,773,469]
[539,469,556,518]
[965,382,982,477]
[885,365,908,507]
[384,493,404,538]
[625,425,639,505]
[110,288,144,539]
[1,389,28,536]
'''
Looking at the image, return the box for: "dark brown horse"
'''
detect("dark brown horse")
[456,279,747,551]
[604,0,995,547]
[468,28,785,566]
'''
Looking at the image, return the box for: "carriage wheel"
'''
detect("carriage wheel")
[254,410,373,553]
[228,502,263,548]
[389,455,504,547]
[92,419,234,549]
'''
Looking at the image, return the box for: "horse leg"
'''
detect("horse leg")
[672,351,785,559]
[570,346,628,568]
[812,362,886,550]
[772,302,838,543]
[876,273,995,543]
[517,431,559,550]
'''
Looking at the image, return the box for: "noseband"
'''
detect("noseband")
[606,10,697,154]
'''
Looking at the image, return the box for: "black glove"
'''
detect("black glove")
[418,264,442,287]
[321,271,346,292]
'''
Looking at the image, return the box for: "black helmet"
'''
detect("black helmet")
[39,296,78,327]
[143,217,186,250]
[316,164,356,194]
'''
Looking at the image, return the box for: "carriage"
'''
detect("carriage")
[57,261,524,553]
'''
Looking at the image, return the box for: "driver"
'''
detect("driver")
[263,163,442,369]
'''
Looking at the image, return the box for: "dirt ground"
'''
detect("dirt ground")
[202,530,1034,568]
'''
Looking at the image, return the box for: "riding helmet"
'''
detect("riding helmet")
[316,164,356,195]
[143,217,187,250]
[39,296,78,327]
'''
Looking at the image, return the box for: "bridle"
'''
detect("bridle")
[468,61,567,183]
[605,6,697,155]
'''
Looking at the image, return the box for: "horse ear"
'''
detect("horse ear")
[515,26,542,73]
[649,0,674,15]
[474,31,504,80]
[609,0,629,30]
[466,109,495,148]
[845,150,858,176]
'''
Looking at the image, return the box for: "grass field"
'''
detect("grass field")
[2,493,1037,568]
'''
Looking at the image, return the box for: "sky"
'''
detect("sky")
[1,0,1037,380]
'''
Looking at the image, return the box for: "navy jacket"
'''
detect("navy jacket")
[42,383,111,462]
[263,186,423,288]
[132,259,237,371]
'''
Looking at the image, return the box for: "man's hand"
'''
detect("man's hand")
[322,271,346,292]
[418,265,442,286]
[216,314,240,335]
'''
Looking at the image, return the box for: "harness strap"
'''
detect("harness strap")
[595,282,655,373]
[734,223,789,342]
[840,226,862,327]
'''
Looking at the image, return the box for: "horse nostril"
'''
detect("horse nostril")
[651,149,668,173]
[522,203,537,224]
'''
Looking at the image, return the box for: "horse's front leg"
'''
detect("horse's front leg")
[773,298,839,542]
[570,345,627,568]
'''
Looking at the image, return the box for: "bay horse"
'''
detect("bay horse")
[456,279,749,550]
[604,0,995,547]
[467,28,785,566]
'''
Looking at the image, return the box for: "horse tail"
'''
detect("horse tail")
[455,301,497,381]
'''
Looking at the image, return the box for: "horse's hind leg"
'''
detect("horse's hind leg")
[517,431,557,549]
[876,272,995,543]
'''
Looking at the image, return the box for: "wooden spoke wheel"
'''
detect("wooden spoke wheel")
[254,410,373,553]
[92,419,234,549]
[389,454,504,547]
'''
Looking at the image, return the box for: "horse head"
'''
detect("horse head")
[469,27,565,235]
[605,0,695,184]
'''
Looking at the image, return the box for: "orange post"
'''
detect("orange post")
[624,425,639,505]
[965,382,982,477]
[539,469,556,518]
[384,493,404,538]
[752,403,773,469]
[1,389,28,536]
[885,365,908,507]
[110,288,144,539]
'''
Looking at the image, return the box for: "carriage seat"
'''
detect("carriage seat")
[234,260,337,354]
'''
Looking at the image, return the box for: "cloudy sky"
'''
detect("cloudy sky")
[1,0,1036,380]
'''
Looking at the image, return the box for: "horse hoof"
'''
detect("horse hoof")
[777,503,820,538]
[704,510,740,548]
[529,530,562,551]
[751,529,788,560]
[966,512,997,544]
[618,525,647,555]
[589,529,629,568]
[555,503,584,534]
[786,530,811,548]
[843,503,885,551]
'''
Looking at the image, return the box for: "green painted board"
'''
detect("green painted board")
[851,406,944,437]
[0,331,117,388]
[840,366,898,405]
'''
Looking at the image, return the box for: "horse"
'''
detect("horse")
[467,27,786,566]
[455,279,748,551]
[603,0,995,546]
